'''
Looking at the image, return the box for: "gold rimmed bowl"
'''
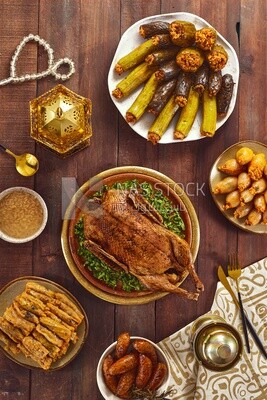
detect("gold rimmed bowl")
[209,140,267,234]
[61,166,200,305]
[0,276,89,371]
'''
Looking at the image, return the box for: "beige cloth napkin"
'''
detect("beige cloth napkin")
[158,257,267,400]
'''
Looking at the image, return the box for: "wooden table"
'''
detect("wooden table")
[0,1,266,399]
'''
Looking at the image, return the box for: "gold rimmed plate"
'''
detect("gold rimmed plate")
[61,166,200,305]
[209,140,267,234]
[0,276,89,370]
[108,12,239,143]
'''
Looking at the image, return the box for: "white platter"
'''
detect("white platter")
[108,12,239,144]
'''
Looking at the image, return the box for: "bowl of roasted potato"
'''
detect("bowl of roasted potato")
[209,140,267,233]
[96,332,171,400]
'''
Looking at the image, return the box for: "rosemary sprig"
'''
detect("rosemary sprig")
[129,386,173,399]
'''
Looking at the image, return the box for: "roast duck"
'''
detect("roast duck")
[83,189,204,300]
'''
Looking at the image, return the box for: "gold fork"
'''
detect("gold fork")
[228,253,250,353]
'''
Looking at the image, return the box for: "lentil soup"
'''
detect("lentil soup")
[0,190,44,239]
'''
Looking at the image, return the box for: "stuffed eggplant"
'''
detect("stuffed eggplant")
[193,63,209,94]
[208,70,222,97]
[216,73,234,116]
[139,21,170,38]
[174,71,193,107]
[147,78,177,115]
[155,60,181,81]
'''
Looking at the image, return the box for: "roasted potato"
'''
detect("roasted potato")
[135,354,153,389]
[101,333,168,399]
[146,362,168,391]
[213,145,267,228]
[108,353,139,375]
[132,338,158,365]
[218,158,244,176]
[237,172,251,192]
[115,332,131,359]
[236,147,254,165]
[116,369,136,398]
[245,209,262,225]
[102,355,118,394]
[223,190,240,210]
[212,176,238,194]
[248,153,267,181]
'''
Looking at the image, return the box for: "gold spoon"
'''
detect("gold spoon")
[0,144,39,176]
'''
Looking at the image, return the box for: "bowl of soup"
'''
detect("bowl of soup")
[0,187,48,243]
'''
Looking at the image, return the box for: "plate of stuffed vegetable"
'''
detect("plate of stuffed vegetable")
[0,277,88,370]
[61,166,202,305]
[108,12,239,144]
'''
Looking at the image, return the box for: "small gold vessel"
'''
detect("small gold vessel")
[30,84,92,157]
[191,314,243,371]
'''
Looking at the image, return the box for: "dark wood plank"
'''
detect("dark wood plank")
[115,1,162,347]
[29,1,122,399]
[0,1,39,398]
[155,0,241,339]
[238,0,267,265]
[0,1,266,399]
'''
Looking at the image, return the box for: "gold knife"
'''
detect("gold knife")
[218,266,240,309]
[218,265,267,359]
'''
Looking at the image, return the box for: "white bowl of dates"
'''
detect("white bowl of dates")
[209,140,267,234]
[0,187,48,243]
[96,333,171,400]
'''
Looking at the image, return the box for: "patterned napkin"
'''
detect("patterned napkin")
[158,257,267,400]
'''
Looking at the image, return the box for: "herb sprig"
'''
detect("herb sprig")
[129,386,174,399]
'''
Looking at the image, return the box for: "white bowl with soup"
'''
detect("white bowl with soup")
[0,187,48,243]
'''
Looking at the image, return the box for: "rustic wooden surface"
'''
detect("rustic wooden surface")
[0,1,266,399]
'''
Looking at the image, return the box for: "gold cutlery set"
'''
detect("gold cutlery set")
[218,257,267,360]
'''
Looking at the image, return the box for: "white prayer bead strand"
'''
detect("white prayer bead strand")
[0,34,75,86]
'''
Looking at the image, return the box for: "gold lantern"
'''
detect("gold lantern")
[30,84,92,157]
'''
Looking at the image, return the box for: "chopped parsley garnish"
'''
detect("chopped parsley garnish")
[74,179,185,292]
